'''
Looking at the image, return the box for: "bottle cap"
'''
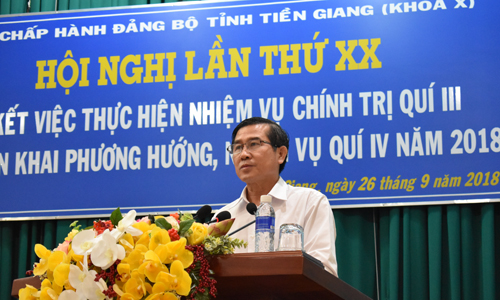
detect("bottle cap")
[260,195,272,203]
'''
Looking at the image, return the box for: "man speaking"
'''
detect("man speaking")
[218,117,338,276]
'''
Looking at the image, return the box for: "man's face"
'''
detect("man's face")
[232,124,286,185]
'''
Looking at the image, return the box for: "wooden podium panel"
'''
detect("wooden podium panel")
[209,251,371,300]
[13,252,371,300]
[11,276,41,298]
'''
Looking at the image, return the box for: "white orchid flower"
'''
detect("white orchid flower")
[91,230,126,269]
[58,290,85,300]
[71,229,99,255]
[84,280,107,300]
[95,278,110,300]
[68,264,102,300]
[110,210,143,240]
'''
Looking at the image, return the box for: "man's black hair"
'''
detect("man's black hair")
[231,117,289,174]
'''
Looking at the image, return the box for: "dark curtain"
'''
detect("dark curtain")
[2,203,499,299]
[334,203,499,300]
[0,0,27,14]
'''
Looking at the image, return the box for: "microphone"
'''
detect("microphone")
[207,211,232,224]
[246,203,257,215]
[194,205,212,223]
[227,203,258,236]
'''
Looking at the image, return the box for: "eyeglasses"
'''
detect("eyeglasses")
[227,138,273,155]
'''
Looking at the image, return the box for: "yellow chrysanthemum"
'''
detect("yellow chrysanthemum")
[138,250,168,282]
[163,238,194,268]
[33,244,51,275]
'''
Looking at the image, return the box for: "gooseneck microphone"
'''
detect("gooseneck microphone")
[246,203,257,215]
[227,202,258,236]
[207,211,232,224]
[194,205,212,223]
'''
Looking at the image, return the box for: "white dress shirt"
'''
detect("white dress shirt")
[218,177,338,276]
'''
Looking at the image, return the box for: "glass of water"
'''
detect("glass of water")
[277,223,304,251]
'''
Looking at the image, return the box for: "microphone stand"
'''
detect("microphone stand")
[227,220,255,236]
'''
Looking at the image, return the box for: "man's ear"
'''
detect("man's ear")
[277,146,288,164]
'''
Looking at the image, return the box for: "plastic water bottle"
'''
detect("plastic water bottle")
[255,195,275,252]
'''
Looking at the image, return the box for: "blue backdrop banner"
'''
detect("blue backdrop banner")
[1,0,499,219]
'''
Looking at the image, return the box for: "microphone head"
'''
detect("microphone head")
[195,205,212,222]
[246,203,258,215]
[215,211,232,222]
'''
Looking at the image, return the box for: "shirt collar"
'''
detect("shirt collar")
[240,177,288,202]
[269,177,288,201]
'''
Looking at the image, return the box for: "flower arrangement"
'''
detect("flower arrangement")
[19,208,246,300]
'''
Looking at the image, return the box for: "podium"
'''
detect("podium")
[208,251,371,300]
[13,251,371,300]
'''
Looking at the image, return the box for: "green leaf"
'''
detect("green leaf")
[195,289,210,300]
[155,218,172,230]
[69,221,82,231]
[180,212,194,222]
[179,219,195,236]
[110,207,123,226]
